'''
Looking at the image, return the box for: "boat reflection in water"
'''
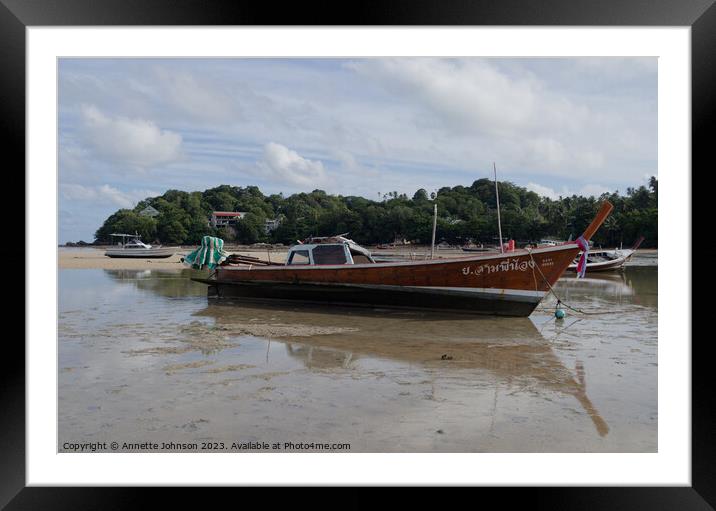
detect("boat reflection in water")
[103,268,207,298]
[192,300,610,438]
[93,265,659,449]
[558,273,634,299]
[556,266,657,309]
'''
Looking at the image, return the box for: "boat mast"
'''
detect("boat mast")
[430,202,438,260]
[494,162,504,253]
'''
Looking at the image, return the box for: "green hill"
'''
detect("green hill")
[95,178,657,248]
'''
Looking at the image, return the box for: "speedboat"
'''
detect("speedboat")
[104,233,175,259]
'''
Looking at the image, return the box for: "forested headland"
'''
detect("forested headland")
[93,177,657,248]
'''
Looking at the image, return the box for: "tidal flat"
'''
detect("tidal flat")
[58,255,657,452]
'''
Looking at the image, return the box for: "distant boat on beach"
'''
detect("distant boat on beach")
[104,233,176,259]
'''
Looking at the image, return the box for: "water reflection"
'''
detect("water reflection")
[103,269,206,298]
[192,302,609,437]
[76,265,658,449]
[556,267,657,308]
[96,266,660,441]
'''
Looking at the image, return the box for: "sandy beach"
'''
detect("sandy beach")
[58,246,290,270]
[57,245,449,270]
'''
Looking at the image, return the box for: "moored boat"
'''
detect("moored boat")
[104,233,176,259]
[192,202,614,317]
[567,236,644,273]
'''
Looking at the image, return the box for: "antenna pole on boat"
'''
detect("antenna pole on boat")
[430,202,438,260]
[494,162,504,253]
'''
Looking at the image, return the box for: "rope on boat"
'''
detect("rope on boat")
[533,306,644,315]
[526,249,641,316]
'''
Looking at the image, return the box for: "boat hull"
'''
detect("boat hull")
[197,280,542,316]
[195,244,580,317]
[567,249,635,273]
[104,248,176,258]
[568,258,627,272]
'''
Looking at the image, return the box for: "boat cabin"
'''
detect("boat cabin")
[286,236,375,266]
[109,233,153,249]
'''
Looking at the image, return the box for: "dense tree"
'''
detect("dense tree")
[94,178,658,248]
[95,209,157,242]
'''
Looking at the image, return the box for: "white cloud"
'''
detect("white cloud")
[59,145,87,172]
[527,182,611,200]
[254,142,328,187]
[527,182,564,200]
[347,59,530,135]
[522,139,604,172]
[61,183,101,202]
[572,57,658,79]
[331,149,381,180]
[80,105,183,168]
[577,184,610,197]
[156,68,241,123]
[347,58,588,138]
[344,58,654,178]
[526,138,568,167]
[61,183,158,209]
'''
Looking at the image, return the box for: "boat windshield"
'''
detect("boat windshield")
[287,250,310,265]
[313,245,348,264]
[286,242,375,266]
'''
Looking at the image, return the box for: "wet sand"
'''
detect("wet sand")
[58,254,657,453]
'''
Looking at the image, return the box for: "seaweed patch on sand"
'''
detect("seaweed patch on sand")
[124,320,359,357]
[163,360,216,374]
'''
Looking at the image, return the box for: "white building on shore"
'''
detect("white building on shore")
[264,218,281,234]
[139,205,160,218]
[210,211,248,228]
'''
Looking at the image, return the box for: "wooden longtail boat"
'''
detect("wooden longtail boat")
[192,201,613,317]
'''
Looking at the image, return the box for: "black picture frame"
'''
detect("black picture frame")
[4,0,709,506]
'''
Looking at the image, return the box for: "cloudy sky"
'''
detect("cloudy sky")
[58,57,657,242]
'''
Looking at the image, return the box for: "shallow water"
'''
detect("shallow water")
[58,256,657,452]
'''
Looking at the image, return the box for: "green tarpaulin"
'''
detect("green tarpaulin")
[183,236,228,270]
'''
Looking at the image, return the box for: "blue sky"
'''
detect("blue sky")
[58,57,657,242]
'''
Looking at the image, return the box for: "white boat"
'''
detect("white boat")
[104,233,175,259]
[567,236,644,273]
[538,239,560,247]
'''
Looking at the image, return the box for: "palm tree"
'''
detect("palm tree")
[602,215,619,247]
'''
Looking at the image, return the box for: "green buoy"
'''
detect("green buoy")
[555,300,565,319]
